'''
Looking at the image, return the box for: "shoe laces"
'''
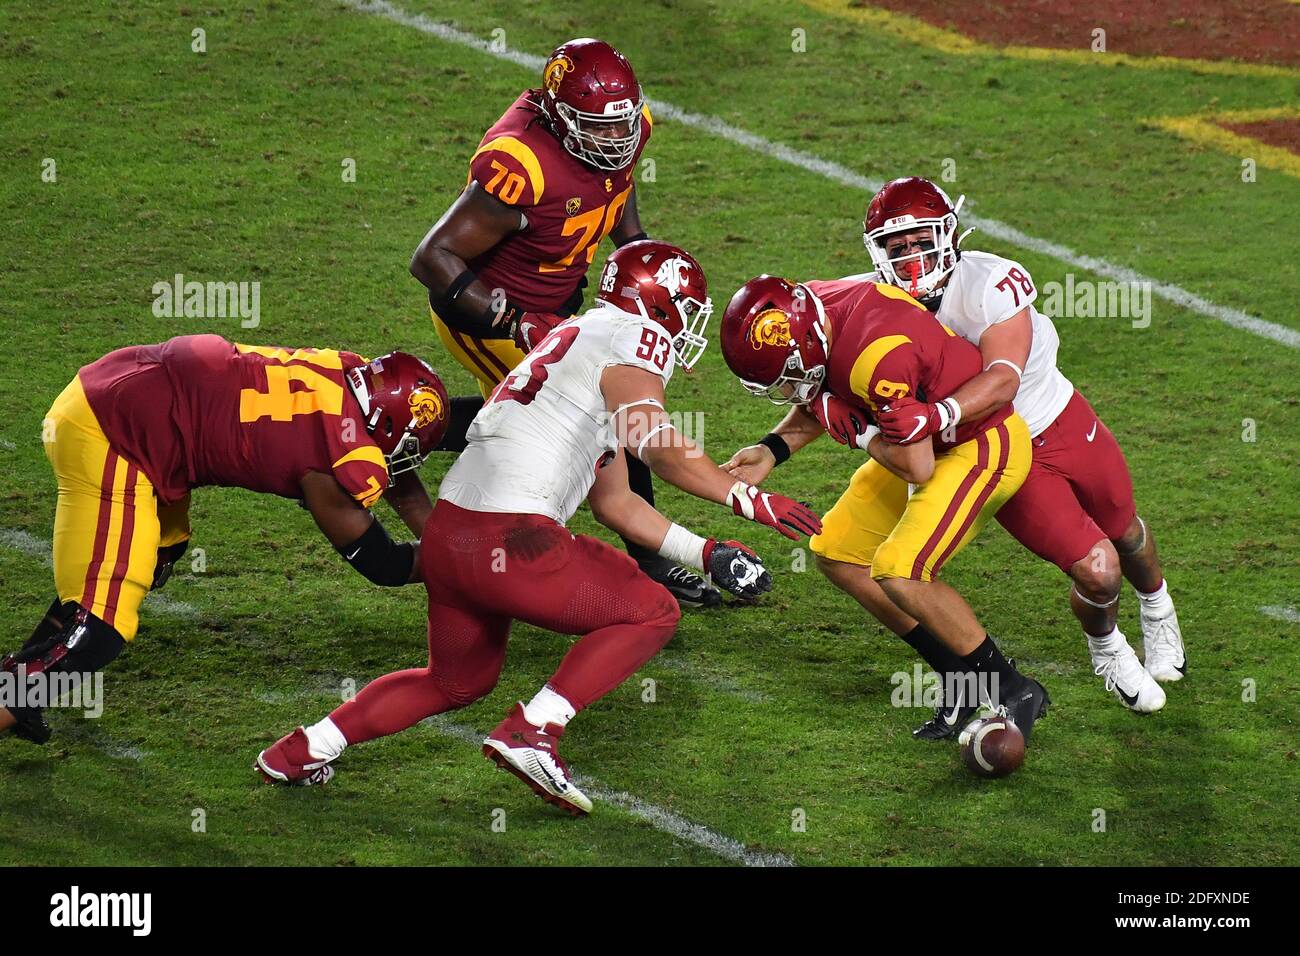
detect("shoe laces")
[1147,617,1181,656]
[664,565,705,589]
[1093,648,1139,692]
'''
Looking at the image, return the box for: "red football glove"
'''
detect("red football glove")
[513,311,566,353]
[877,396,960,445]
[726,481,822,540]
[810,390,874,448]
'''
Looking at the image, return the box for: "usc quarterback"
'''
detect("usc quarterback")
[0,335,448,745]
[409,37,719,607]
[257,242,821,813]
[720,276,1051,743]
[859,177,1184,721]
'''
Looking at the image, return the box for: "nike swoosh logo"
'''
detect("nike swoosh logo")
[345,548,361,560]
[1086,421,1098,442]
[903,415,928,443]
[1116,684,1139,706]
[942,687,966,726]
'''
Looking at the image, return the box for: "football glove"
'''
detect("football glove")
[703,539,772,600]
[726,481,822,540]
[878,396,960,445]
[811,390,876,449]
[513,311,566,353]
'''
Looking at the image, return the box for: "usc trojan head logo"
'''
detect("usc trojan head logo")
[408,387,446,428]
[748,308,792,350]
[543,54,574,94]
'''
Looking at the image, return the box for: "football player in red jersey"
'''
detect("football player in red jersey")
[0,335,448,745]
[258,243,821,812]
[720,276,1051,743]
[408,38,722,608]
[854,177,1181,719]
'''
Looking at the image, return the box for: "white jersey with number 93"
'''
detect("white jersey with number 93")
[439,303,676,525]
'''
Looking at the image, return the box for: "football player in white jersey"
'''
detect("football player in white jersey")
[859,177,1184,727]
[257,241,822,814]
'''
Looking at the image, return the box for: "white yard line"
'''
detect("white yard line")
[340,0,1300,350]
[1259,605,1300,624]
[427,716,795,866]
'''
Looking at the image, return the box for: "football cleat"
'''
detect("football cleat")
[1092,641,1166,713]
[3,706,52,746]
[255,727,336,787]
[1140,605,1186,683]
[640,557,722,609]
[913,690,978,742]
[482,703,592,816]
[1000,676,1051,745]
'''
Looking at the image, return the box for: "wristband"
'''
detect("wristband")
[757,433,791,465]
[856,424,880,451]
[659,522,708,572]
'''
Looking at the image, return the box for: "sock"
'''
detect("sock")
[523,685,576,729]
[622,451,660,564]
[900,623,966,679]
[1086,626,1125,655]
[303,716,348,762]
[25,598,67,650]
[961,634,1028,701]
[1136,579,1174,615]
[434,396,484,453]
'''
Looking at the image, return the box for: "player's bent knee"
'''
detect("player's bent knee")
[869,540,919,583]
[1071,541,1121,603]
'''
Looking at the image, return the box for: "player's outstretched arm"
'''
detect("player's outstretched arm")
[301,472,420,586]
[601,364,822,541]
[723,403,824,486]
[867,431,935,485]
[587,448,772,601]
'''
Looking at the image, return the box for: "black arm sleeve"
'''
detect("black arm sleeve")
[430,270,524,340]
[338,520,416,587]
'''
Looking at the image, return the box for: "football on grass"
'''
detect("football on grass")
[958,716,1026,779]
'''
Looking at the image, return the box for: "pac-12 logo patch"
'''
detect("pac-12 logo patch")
[566,196,582,216]
[408,387,446,427]
[748,308,792,350]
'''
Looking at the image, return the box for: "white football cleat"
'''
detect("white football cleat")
[1141,604,1186,683]
[482,703,592,816]
[1092,641,1166,713]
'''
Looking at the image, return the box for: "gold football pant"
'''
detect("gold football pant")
[42,376,191,640]
[811,414,1031,582]
[431,306,527,397]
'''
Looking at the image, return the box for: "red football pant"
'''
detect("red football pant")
[996,390,1138,573]
[330,500,680,744]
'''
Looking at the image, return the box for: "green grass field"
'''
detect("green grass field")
[1,0,1297,866]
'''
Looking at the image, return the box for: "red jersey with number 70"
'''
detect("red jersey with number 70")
[463,90,653,313]
[76,334,390,507]
[805,278,1011,451]
[438,304,675,525]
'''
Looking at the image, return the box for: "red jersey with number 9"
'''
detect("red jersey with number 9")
[464,90,653,313]
[806,278,1011,450]
[77,334,389,507]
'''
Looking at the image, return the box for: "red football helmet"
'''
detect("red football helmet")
[864,177,971,299]
[719,275,829,405]
[540,38,643,171]
[345,353,449,477]
[597,239,712,370]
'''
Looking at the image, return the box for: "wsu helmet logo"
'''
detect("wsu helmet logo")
[543,54,574,93]
[653,256,692,297]
[407,387,445,428]
[748,308,791,350]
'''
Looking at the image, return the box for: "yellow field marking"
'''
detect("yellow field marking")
[802,0,1300,80]
[1144,106,1300,179]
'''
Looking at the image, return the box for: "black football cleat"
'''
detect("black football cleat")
[640,557,722,609]
[913,697,978,741]
[1001,677,1050,745]
[4,707,52,746]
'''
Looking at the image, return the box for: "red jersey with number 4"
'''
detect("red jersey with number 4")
[439,304,675,524]
[806,278,1011,450]
[465,90,653,313]
[77,334,389,507]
